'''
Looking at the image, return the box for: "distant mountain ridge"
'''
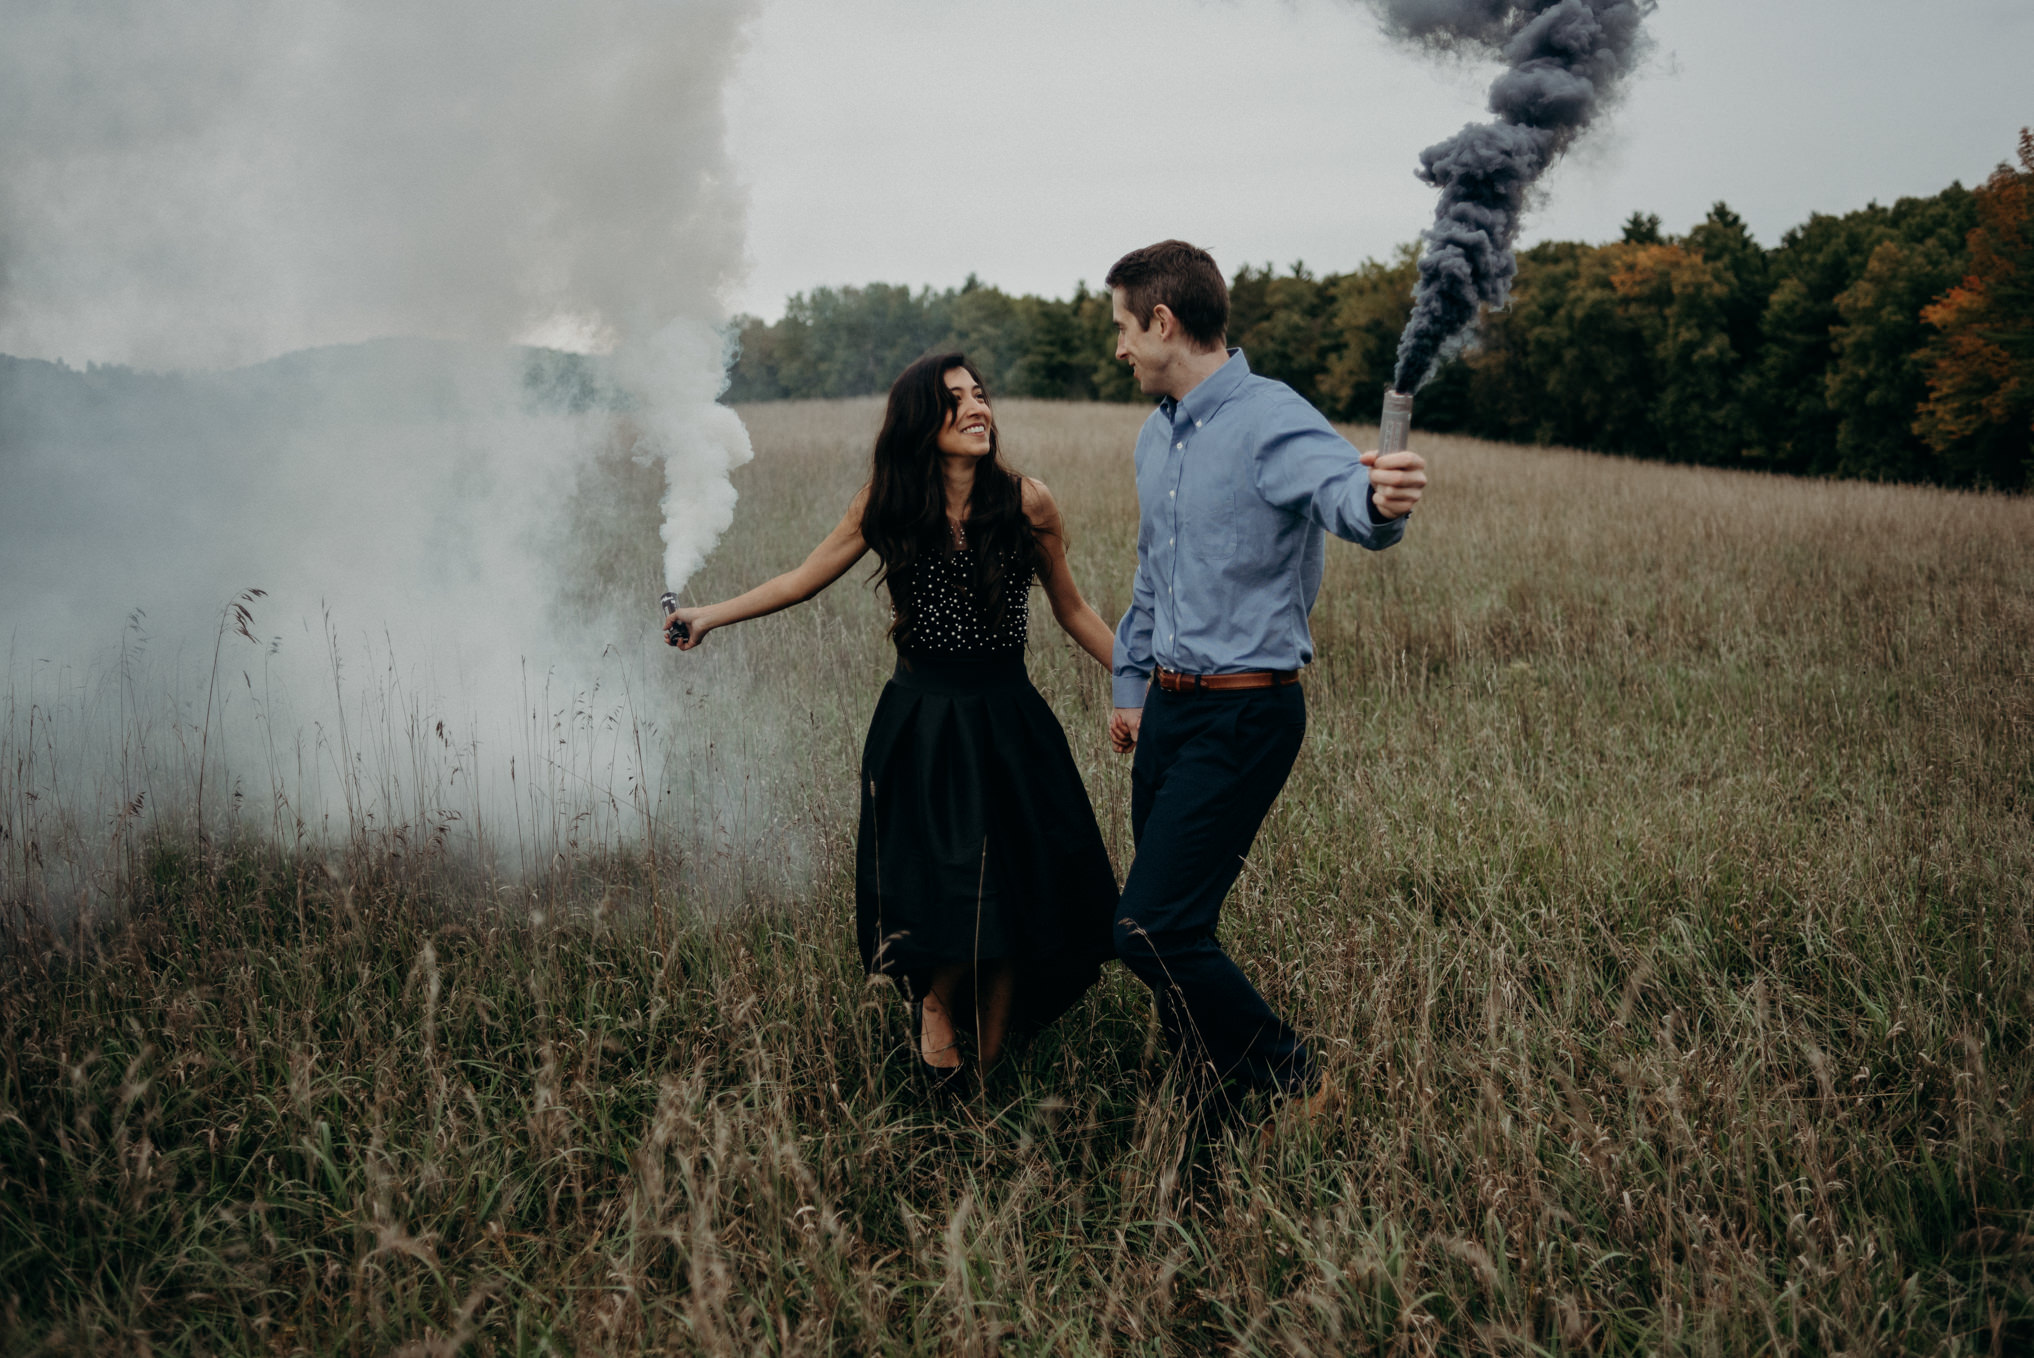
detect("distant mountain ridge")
[0,338,631,458]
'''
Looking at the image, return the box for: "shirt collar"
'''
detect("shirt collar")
[1161,347,1250,426]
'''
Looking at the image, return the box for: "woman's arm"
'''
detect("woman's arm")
[1023,477,1116,671]
[665,488,871,651]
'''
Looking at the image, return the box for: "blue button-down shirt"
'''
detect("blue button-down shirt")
[1111,349,1407,708]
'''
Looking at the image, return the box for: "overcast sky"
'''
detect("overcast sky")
[725,0,2034,320]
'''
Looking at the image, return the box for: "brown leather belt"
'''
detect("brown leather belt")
[1154,665,1300,694]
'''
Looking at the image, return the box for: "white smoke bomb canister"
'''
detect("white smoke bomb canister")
[1378,390,1413,457]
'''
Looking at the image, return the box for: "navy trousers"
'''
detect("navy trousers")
[1115,680,1311,1099]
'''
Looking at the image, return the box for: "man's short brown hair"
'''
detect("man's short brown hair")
[1106,240,1229,350]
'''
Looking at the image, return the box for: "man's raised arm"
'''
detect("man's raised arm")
[1253,396,1424,546]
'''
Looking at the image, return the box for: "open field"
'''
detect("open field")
[4,397,2033,1353]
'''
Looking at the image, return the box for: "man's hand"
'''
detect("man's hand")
[1361,448,1428,519]
[1109,707,1143,754]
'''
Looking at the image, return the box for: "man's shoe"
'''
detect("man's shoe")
[1294,1072,1337,1121]
[1262,1072,1337,1144]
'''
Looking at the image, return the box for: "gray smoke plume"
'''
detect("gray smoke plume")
[1366,0,1653,392]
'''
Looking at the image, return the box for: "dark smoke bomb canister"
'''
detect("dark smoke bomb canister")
[659,591,689,646]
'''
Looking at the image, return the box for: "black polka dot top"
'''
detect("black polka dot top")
[895,546,1033,659]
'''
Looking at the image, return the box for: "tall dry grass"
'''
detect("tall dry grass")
[2,397,2031,1353]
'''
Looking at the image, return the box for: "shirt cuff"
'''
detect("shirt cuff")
[1112,672,1152,708]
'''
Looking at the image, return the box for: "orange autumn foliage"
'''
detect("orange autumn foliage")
[1915,129,2033,485]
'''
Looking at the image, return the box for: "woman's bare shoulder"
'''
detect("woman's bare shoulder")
[1019,474,1058,515]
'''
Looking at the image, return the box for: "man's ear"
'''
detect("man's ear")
[1149,303,1177,343]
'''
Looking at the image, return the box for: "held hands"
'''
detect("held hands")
[663,606,711,651]
[1109,707,1142,754]
[1362,448,1428,520]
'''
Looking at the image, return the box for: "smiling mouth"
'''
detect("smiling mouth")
[959,420,988,437]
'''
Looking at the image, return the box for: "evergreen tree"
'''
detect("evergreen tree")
[1683,202,1769,405]
[1621,211,1663,245]
[1229,262,1338,409]
[1004,288,1096,400]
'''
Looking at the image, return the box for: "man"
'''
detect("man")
[1104,239,1426,1115]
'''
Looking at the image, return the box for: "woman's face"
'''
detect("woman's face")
[934,367,993,460]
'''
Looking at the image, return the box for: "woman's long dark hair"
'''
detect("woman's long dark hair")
[860,353,1044,649]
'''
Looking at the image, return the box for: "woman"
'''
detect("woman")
[665,353,1120,1089]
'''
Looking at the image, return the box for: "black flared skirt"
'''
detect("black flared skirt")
[855,653,1118,1031]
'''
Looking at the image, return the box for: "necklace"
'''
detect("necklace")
[948,515,967,549]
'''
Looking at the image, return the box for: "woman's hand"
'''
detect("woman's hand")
[661,488,872,655]
[664,605,712,651]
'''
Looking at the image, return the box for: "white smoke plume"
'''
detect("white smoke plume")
[1,0,753,371]
[0,1,777,898]
[617,320,756,595]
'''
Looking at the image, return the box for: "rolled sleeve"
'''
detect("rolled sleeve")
[1252,396,1407,551]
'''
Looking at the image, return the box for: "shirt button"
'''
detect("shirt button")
[1169,489,1176,498]
[1175,442,1184,450]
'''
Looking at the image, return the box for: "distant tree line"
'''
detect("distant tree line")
[725,276,1137,407]
[726,132,2032,489]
